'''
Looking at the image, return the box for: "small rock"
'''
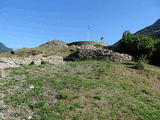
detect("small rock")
[29,85,35,89]
[0,113,4,119]
[28,116,32,120]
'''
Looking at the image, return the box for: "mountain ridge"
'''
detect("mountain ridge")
[0,42,12,53]
[135,19,160,38]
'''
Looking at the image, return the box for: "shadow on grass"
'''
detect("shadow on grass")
[122,62,137,69]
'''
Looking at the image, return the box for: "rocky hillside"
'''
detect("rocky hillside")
[0,40,159,120]
[0,42,12,53]
[71,45,132,62]
[0,40,132,69]
[135,18,160,38]
[0,58,160,119]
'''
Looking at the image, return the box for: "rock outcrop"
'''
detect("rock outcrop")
[0,54,64,69]
[40,40,68,47]
[0,41,133,69]
[74,45,133,62]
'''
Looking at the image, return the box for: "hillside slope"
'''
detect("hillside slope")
[0,61,160,119]
[135,19,160,38]
[0,40,159,119]
[0,40,132,68]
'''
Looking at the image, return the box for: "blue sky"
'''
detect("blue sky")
[0,0,160,49]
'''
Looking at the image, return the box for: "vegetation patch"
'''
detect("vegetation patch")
[112,31,160,66]
[0,61,160,119]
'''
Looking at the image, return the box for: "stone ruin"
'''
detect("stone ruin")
[74,45,133,62]
[0,40,133,69]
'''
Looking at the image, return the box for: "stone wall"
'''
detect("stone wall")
[0,54,64,69]
[0,41,133,69]
[75,45,133,62]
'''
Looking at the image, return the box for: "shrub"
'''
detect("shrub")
[114,31,156,59]
[112,31,160,65]
[135,56,147,70]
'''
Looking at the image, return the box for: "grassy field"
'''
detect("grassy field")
[0,60,160,120]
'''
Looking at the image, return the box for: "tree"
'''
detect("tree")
[100,36,104,43]
[122,31,131,40]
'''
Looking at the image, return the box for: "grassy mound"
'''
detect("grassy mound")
[0,61,160,119]
[68,41,107,47]
[0,46,77,58]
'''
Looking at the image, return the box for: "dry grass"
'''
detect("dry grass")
[0,46,77,58]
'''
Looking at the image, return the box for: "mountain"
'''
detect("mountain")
[135,19,160,38]
[0,42,12,53]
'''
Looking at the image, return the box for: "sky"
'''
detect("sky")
[0,0,160,49]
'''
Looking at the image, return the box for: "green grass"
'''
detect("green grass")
[93,43,105,47]
[0,61,160,119]
[56,92,70,100]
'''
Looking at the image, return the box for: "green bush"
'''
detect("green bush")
[113,31,160,66]
[134,56,147,70]
[114,31,156,59]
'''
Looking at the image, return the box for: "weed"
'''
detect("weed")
[70,102,82,110]
[38,107,64,120]
[34,101,46,109]
[54,101,68,113]
[93,96,102,100]
[56,92,70,100]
